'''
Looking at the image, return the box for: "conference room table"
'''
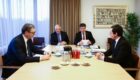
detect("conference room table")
[6,45,134,80]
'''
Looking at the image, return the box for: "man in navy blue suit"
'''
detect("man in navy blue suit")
[50,24,69,45]
[2,23,51,79]
[95,24,135,68]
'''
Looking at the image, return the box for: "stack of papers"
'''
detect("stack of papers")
[91,49,106,53]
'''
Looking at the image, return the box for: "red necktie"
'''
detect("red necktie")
[83,32,86,40]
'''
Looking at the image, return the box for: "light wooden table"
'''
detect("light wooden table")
[6,45,134,80]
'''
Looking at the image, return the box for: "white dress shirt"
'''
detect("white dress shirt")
[22,35,29,56]
[81,32,86,40]
[22,35,46,61]
[114,37,120,48]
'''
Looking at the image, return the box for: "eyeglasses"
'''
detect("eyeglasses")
[29,31,36,35]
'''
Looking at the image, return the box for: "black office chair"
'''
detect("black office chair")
[124,53,140,79]
[33,37,45,49]
[0,55,20,69]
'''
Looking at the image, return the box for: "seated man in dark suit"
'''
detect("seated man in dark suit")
[50,24,69,45]
[95,24,135,68]
[2,23,51,79]
[74,23,95,45]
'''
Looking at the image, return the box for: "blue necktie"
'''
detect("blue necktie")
[112,40,116,57]
[57,33,61,42]
[27,41,32,57]
[113,40,116,49]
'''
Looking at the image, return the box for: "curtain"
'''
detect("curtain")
[50,0,80,44]
[0,0,50,55]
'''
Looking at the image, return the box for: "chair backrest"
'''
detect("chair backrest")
[33,37,45,45]
[137,57,140,68]
[132,53,140,68]
[107,38,113,49]
[134,55,140,80]
[0,55,3,66]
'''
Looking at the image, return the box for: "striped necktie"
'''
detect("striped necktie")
[83,32,86,40]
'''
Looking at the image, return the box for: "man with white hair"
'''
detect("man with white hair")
[50,24,69,45]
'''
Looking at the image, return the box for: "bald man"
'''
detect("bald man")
[50,24,69,45]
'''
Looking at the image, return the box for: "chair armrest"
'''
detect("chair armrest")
[124,68,140,71]
[0,65,20,69]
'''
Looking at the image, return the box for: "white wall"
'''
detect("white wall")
[135,0,140,56]
[135,0,140,18]
[81,0,135,49]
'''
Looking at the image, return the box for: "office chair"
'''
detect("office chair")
[33,37,45,49]
[0,55,20,69]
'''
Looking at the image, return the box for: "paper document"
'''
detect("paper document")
[34,54,43,57]
[91,49,106,52]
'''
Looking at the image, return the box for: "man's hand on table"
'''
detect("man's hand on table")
[40,52,51,61]
[95,52,105,61]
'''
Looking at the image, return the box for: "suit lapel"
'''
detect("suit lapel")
[114,37,122,50]
[20,34,27,54]
[60,32,63,41]
[112,37,122,57]
[27,40,33,57]
[80,32,82,40]
[85,31,88,39]
[54,32,59,42]
[20,34,32,56]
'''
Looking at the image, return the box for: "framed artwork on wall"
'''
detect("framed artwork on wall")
[94,5,127,28]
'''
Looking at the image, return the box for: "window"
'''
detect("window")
[0,0,50,55]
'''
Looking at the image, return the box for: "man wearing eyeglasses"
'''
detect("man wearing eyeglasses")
[2,23,51,79]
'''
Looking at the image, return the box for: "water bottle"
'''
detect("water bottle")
[80,46,85,54]
[62,51,71,62]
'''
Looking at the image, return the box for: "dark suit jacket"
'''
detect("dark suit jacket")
[104,37,135,68]
[2,34,44,78]
[50,31,69,45]
[74,31,95,45]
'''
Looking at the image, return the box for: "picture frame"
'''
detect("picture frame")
[94,5,127,28]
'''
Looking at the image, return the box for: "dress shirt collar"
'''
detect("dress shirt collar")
[114,37,120,47]
[115,37,120,43]
[22,34,28,43]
